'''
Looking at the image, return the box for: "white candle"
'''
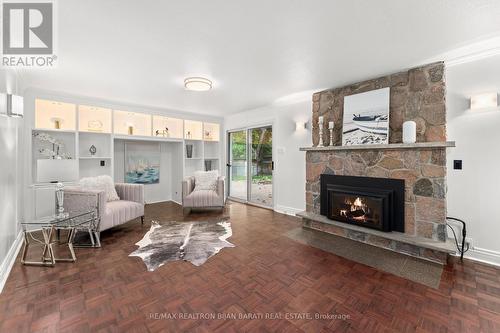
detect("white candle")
[403,121,417,143]
[328,121,334,129]
[318,116,324,124]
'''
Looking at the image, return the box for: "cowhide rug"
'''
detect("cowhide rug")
[129,218,234,271]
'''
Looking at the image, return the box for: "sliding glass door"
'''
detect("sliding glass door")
[227,126,273,207]
[228,130,247,201]
[249,126,272,206]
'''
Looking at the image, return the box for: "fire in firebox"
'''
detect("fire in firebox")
[336,196,379,224]
[321,174,405,232]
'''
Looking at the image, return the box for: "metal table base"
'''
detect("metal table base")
[21,225,77,266]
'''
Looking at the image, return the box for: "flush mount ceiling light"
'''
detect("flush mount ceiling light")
[184,77,212,91]
[470,93,498,110]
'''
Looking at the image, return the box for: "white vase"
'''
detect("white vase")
[403,121,417,144]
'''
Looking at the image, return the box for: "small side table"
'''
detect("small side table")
[21,211,96,266]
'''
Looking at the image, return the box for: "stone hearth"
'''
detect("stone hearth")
[297,211,455,265]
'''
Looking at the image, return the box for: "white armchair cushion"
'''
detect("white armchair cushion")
[80,175,120,202]
[193,170,219,191]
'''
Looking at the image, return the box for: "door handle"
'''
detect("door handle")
[226,163,232,167]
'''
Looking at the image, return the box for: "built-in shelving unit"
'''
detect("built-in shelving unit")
[78,105,112,133]
[31,98,222,183]
[203,122,220,142]
[152,115,183,139]
[184,120,203,140]
[113,110,152,136]
[203,123,220,172]
[35,99,76,131]
[78,132,112,158]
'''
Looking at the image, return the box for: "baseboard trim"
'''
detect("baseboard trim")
[0,231,23,293]
[461,247,500,268]
[145,200,182,206]
[146,199,172,204]
[274,205,303,217]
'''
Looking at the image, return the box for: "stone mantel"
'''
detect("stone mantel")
[300,141,455,152]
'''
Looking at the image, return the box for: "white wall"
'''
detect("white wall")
[224,99,311,214]
[0,104,24,292]
[447,54,500,265]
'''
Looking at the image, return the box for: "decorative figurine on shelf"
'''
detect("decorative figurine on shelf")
[186,131,192,139]
[155,127,170,137]
[50,117,63,130]
[328,121,334,146]
[87,120,103,132]
[128,125,134,135]
[89,145,97,156]
[318,116,324,147]
[205,130,212,140]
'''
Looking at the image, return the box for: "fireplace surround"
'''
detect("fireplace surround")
[320,174,404,232]
[298,62,457,264]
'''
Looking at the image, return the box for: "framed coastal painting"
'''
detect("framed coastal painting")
[342,87,390,145]
[125,142,160,184]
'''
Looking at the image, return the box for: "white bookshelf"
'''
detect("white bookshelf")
[31,98,222,183]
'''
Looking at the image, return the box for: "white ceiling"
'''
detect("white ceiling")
[15,0,500,116]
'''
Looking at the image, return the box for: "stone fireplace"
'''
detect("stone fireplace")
[298,62,456,264]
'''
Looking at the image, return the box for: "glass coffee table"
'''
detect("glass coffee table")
[21,210,97,266]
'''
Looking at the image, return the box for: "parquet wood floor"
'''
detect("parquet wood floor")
[1,201,500,332]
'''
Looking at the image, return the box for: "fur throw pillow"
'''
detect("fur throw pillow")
[194,170,219,191]
[80,175,120,202]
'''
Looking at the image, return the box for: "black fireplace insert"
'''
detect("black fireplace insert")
[320,174,405,232]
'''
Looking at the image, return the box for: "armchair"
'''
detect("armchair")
[182,176,225,214]
[63,183,145,246]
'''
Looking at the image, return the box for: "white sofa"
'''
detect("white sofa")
[63,183,145,245]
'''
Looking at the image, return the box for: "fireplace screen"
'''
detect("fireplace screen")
[329,192,384,229]
[320,175,405,233]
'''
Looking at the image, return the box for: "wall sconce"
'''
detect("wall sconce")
[0,93,6,117]
[0,93,23,117]
[470,93,498,110]
[295,121,307,131]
